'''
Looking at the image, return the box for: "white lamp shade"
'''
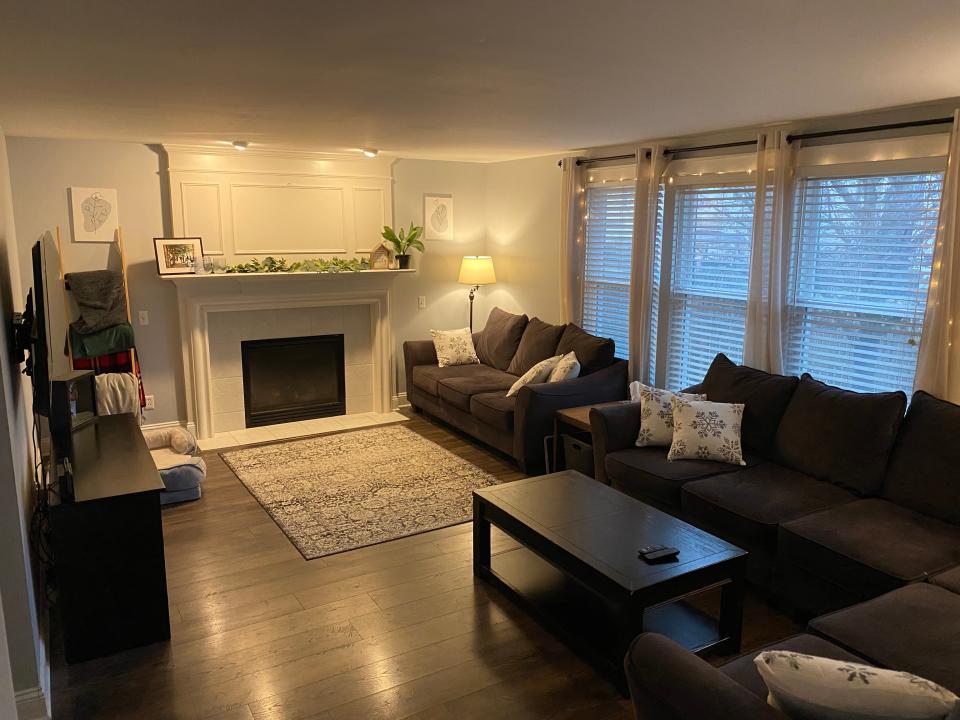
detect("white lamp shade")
[459,256,496,285]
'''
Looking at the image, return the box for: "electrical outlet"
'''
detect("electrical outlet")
[417,295,426,309]
[144,394,155,410]
[138,310,150,326]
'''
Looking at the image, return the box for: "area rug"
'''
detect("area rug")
[221,424,502,559]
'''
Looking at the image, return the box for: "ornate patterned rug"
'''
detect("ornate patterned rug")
[221,424,503,559]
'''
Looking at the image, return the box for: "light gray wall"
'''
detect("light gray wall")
[0,130,50,714]
[7,138,185,425]
[6,138,563,407]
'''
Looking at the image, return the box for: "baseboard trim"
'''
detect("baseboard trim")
[16,687,49,720]
[141,419,198,435]
[392,393,410,410]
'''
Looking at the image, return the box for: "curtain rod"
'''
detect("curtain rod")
[663,139,758,155]
[557,152,651,168]
[786,116,954,144]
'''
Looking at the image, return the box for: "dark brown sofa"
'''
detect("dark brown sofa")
[404,308,628,475]
[626,577,960,719]
[590,353,960,615]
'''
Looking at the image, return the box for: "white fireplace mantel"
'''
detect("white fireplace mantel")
[167,271,411,438]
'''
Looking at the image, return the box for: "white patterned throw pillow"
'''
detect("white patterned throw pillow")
[430,328,480,368]
[507,355,561,397]
[754,651,959,720]
[668,396,745,465]
[629,381,707,447]
[548,351,580,383]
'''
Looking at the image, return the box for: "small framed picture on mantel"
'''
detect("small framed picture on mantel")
[424,194,453,241]
[154,237,204,276]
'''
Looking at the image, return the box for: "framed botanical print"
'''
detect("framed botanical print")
[423,194,454,241]
[154,237,203,276]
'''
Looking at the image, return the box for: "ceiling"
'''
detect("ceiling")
[1,1,959,162]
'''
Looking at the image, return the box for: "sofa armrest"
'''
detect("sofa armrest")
[402,339,438,405]
[625,634,784,720]
[513,359,628,475]
[589,402,641,485]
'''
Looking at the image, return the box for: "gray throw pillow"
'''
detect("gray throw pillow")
[476,307,528,371]
[506,318,566,376]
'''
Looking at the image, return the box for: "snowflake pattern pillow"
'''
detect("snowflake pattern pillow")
[430,328,480,368]
[630,382,707,447]
[548,351,580,383]
[754,650,959,720]
[667,397,745,465]
[507,355,561,397]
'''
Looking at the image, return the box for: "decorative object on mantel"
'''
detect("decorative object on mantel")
[424,194,454,240]
[458,255,497,331]
[380,222,424,269]
[222,256,371,273]
[69,187,119,243]
[369,243,392,270]
[154,237,204,276]
[221,423,502,559]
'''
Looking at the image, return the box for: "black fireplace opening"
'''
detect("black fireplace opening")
[241,334,346,428]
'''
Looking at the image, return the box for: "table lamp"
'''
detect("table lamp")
[458,256,496,331]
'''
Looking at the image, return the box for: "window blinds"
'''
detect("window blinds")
[582,184,634,358]
[664,184,756,389]
[785,171,945,395]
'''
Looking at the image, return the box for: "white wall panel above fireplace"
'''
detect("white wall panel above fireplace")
[164,145,394,263]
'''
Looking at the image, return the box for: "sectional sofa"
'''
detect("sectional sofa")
[626,568,960,719]
[404,307,628,475]
[589,353,960,617]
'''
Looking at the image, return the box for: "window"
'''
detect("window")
[652,181,757,389]
[582,176,635,359]
[785,171,944,395]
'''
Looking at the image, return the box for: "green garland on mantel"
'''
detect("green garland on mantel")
[223,256,371,274]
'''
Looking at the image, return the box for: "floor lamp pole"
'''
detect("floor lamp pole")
[468,285,478,332]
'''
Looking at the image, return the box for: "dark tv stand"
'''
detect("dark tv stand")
[48,413,170,664]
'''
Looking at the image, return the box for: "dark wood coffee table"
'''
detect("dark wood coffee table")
[473,470,747,692]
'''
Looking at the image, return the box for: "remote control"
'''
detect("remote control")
[638,545,680,562]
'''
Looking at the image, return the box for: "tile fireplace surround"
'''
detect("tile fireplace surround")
[167,271,412,439]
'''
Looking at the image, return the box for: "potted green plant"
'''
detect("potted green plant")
[381,222,424,269]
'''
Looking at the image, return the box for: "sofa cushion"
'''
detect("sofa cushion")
[436,366,517,412]
[475,307,528,371]
[506,317,566,376]
[930,566,960,595]
[682,463,854,549]
[605,446,761,510]
[470,391,516,433]
[555,323,615,375]
[774,374,906,495]
[779,498,960,600]
[809,583,960,694]
[701,353,799,455]
[882,390,960,525]
[720,634,867,700]
[412,363,499,397]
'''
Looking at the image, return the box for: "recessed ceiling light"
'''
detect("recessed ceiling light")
[232,140,248,151]
[362,148,378,158]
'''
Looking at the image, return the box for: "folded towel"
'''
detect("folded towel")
[95,372,140,416]
[69,323,135,359]
[65,270,128,334]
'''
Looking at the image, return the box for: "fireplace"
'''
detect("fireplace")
[241,334,346,427]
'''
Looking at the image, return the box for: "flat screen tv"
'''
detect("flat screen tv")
[30,238,51,416]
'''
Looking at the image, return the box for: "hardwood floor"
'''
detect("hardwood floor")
[50,413,796,719]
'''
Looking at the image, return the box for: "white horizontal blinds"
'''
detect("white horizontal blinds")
[665,183,756,389]
[582,181,635,358]
[785,171,944,395]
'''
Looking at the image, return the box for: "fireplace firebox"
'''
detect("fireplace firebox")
[241,334,345,427]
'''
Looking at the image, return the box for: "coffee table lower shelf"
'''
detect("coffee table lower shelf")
[481,546,731,693]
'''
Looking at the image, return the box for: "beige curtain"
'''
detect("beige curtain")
[914,110,960,402]
[743,129,795,373]
[628,145,666,381]
[559,156,586,324]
